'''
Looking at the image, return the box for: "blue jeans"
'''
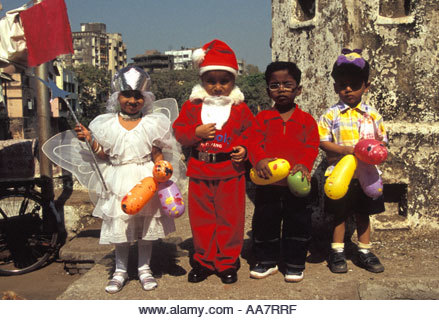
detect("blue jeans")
[251,185,312,271]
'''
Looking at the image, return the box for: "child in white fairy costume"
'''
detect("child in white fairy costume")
[45,66,184,294]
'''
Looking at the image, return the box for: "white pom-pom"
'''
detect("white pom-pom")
[192,48,205,66]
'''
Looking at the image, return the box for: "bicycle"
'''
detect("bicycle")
[0,177,60,276]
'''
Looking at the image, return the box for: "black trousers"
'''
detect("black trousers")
[251,185,312,271]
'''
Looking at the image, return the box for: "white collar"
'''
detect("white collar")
[189,84,245,105]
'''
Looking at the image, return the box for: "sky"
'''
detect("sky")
[2,0,272,70]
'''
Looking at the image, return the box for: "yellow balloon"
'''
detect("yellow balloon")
[324,155,357,200]
[250,159,291,185]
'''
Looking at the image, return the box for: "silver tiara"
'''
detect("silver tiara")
[112,66,151,92]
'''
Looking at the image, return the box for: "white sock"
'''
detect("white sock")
[115,243,130,273]
[137,240,153,271]
[137,240,157,290]
[358,241,371,254]
[331,242,345,253]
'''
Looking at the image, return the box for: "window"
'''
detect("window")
[297,0,316,21]
[289,0,318,29]
[377,0,414,25]
[379,0,411,18]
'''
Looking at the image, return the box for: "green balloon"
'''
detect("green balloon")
[287,171,311,197]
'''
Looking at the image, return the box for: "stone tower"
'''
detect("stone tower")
[271,0,439,228]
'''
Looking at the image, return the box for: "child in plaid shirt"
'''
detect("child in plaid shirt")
[318,49,388,274]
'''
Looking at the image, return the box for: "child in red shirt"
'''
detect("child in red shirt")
[250,61,319,282]
[173,39,267,284]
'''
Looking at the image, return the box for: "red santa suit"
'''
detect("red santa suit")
[173,85,266,272]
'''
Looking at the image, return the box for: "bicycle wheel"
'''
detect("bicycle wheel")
[0,191,59,276]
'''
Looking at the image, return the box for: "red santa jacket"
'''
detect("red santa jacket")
[173,99,266,180]
[255,105,319,172]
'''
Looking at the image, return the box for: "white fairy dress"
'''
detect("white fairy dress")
[42,98,187,245]
[88,112,176,244]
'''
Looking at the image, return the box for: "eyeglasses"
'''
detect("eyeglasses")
[268,82,298,91]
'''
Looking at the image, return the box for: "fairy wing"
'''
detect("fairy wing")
[152,98,179,123]
[42,130,105,204]
[152,98,188,193]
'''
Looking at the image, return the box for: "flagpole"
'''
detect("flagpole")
[35,61,55,201]
[33,1,54,202]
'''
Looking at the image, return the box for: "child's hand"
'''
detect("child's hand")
[74,123,92,143]
[342,146,355,155]
[255,158,276,179]
[195,123,216,139]
[291,164,311,183]
[231,146,246,163]
[321,141,355,166]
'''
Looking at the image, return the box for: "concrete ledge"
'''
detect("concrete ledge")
[358,278,439,299]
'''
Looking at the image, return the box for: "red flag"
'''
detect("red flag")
[19,0,73,67]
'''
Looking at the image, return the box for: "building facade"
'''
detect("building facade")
[164,49,193,70]
[61,23,127,76]
[0,61,78,140]
[131,50,174,73]
[272,0,439,228]
[108,33,127,78]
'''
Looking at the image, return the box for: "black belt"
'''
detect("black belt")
[191,149,232,163]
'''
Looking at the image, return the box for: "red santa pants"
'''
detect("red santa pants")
[188,175,245,272]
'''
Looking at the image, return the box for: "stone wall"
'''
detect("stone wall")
[271,0,439,228]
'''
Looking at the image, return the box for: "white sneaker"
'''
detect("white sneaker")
[284,270,304,283]
[250,263,278,279]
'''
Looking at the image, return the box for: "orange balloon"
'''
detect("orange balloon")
[121,177,158,215]
[152,160,173,183]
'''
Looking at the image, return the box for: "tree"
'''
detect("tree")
[245,64,260,75]
[150,69,199,109]
[71,64,111,126]
[236,72,272,114]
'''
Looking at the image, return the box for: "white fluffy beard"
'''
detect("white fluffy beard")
[201,96,233,130]
[189,84,245,130]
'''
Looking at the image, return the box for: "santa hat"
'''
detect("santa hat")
[192,39,238,76]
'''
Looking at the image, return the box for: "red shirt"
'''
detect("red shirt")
[255,106,319,171]
[173,100,266,180]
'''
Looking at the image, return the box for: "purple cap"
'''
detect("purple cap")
[335,48,366,69]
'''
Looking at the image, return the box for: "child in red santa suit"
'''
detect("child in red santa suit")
[173,39,269,284]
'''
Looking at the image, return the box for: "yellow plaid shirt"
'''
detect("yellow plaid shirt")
[318,102,388,175]
[318,101,388,146]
